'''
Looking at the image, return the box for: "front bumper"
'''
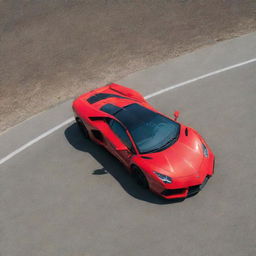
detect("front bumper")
[152,154,215,199]
[161,175,210,199]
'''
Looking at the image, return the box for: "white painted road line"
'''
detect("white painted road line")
[0,117,74,165]
[1,58,256,165]
[144,58,256,99]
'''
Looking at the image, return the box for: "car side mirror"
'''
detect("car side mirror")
[173,111,180,121]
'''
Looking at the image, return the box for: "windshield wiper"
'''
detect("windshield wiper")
[143,136,178,154]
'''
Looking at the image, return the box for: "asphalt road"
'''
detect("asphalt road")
[1,33,256,256]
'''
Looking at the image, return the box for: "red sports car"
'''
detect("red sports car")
[72,83,215,199]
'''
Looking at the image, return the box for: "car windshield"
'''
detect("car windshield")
[114,104,180,154]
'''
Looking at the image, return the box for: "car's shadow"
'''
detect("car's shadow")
[64,123,184,204]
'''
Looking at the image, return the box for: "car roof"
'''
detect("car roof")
[101,103,157,129]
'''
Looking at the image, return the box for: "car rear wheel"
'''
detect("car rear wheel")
[132,166,149,189]
[76,117,89,139]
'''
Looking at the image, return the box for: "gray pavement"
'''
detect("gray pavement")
[1,33,256,256]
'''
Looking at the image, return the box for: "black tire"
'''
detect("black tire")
[76,118,89,139]
[132,166,149,189]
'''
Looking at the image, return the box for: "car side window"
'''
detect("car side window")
[109,119,134,152]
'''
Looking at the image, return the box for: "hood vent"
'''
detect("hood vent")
[185,128,189,136]
[141,156,152,159]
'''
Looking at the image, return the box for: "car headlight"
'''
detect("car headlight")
[153,171,172,184]
[202,143,209,157]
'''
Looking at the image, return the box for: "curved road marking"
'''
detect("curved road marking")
[144,58,256,99]
[0,118,74,165]
[1,58,256,165]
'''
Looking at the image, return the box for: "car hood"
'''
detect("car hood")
[143,128,204,178]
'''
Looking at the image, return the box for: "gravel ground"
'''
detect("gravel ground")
[0,0,255,133]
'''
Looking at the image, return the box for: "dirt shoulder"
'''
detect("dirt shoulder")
[0,0,255,133]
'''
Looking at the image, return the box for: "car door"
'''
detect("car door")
[107,119,135,167]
